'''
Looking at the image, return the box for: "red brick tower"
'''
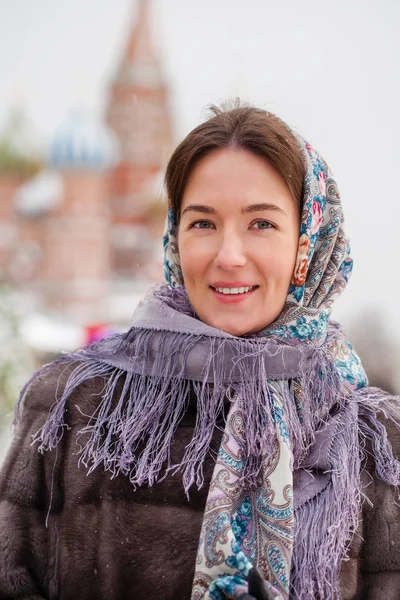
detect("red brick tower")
[106,0,173,276]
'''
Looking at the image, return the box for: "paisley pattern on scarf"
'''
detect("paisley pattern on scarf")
[264,143,352,345]
[162,126,368,598]
[192,386,292,600]
[327,323,367,390]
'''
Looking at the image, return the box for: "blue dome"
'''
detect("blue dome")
[49,112,118,170]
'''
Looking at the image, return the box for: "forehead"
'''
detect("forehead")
[180,147,296,214]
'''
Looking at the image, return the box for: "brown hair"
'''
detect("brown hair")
[165,102,304,223]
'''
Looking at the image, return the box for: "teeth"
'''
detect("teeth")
[214,286,255,294]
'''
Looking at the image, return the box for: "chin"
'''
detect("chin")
[206,318,261,337]
[201,310,280,337]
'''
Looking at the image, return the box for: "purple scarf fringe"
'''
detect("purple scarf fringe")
[29,326,342,495]
[292,389,400,599]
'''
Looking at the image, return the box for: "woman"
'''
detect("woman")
[1,104,400,600]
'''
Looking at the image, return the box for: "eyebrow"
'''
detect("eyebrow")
[181,203,287,217]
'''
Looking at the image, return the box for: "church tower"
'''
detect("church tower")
[106,0,173,276]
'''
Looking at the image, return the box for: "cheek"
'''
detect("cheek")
[178,239,208,281]
[179,232,217,264]
[258,243,297,285]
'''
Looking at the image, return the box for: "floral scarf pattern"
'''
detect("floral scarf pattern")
[162,127,367,599]
[192,385,293,600]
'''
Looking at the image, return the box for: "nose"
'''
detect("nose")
[214,231,247,270]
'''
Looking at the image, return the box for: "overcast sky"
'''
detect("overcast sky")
[1,0,399,334]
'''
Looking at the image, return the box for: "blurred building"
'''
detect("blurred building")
[0,0,171,322]
[107,0,173,276]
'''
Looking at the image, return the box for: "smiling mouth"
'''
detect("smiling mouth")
[210,285,258,295]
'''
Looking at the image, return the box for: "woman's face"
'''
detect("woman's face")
[177,148,300,336]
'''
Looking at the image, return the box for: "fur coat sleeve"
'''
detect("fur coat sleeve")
[338,417,400,600]
[0,367,63,599]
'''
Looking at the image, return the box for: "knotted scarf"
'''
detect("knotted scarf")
[29,125,400,600]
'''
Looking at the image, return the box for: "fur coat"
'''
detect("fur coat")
[1,360,400,599]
